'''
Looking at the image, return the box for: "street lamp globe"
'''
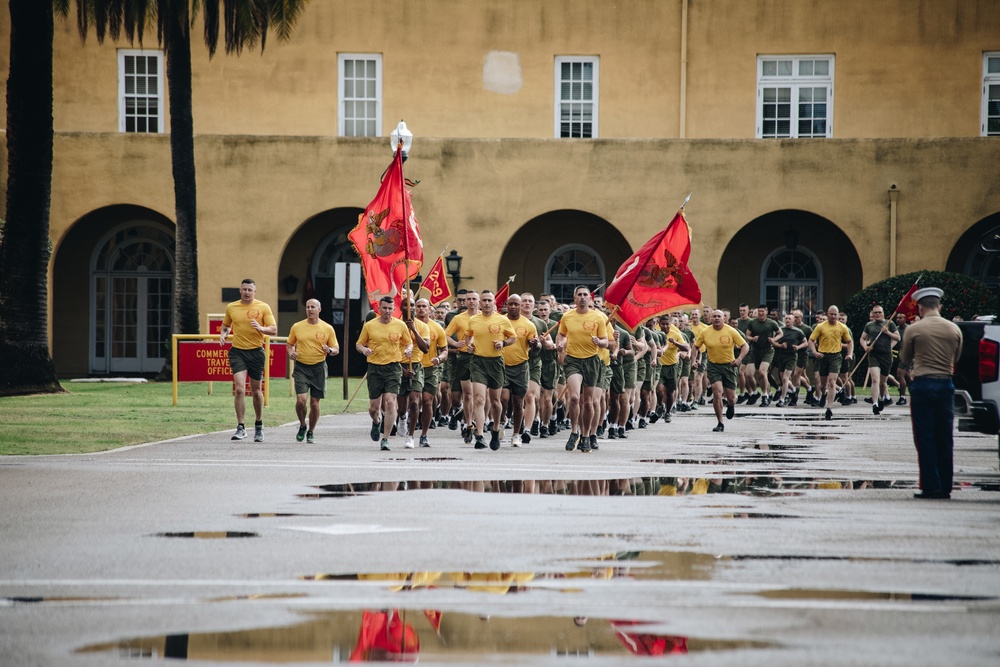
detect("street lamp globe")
[391,120,413,160]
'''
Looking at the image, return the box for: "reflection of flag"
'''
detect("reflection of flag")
[350,609,420,662]
[419,255,453,305]
[610,620,688,656]
[603,212,701,331]
[423,609,443,633]
[348,148,424,317]
[894,280,922,322]
[494,276,515,311]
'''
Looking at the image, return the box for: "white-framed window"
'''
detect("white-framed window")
[339,54,382,137]
[983,52,1000,136]
[555,56,599,138]
[118,49,164,133]
[756,55,834,138]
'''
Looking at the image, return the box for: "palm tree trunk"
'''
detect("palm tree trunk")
[166,17,200,336]
[0,0,62,396]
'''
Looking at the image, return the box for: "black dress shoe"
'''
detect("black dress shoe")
[914,491,950,500]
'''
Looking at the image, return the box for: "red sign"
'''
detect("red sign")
[177,342,288,381]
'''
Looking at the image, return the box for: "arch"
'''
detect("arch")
[717,210,861,322]
[52,205,175,376]
[945,211,1000,295]
[496,210,632,303]
[759,245,823,316]
[277,207,367,376]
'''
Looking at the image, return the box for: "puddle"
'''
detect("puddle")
[77,609,775,661]
[154,531,259,539]
[753,588,998,602]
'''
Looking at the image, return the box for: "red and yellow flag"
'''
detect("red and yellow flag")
[894,280,922,322]
[418,255,453,306]
[603,211,701,331]
[348,148,423,316]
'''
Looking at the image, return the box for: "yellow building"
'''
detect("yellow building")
[1,0,998,375]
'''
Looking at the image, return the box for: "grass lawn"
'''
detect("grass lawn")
[0,378,368,456]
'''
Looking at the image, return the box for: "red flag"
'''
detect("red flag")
[423,609,443,633]
[418,255,453,306]
[603,211,701,331]
[350,610,419,662]
[894,280,921,322]
[494,276,514,311]
[348,148,423,316]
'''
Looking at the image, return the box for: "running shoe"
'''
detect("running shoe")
[511,433,522,447]
[589,435,599,451]
[489,430,501,451]
[306,431,314,444]
[419,435,430,447]
[825,408,833,421]
[370,421,381,442]
[254,426,264,443]
[712,422,725,432]
[380,438,390,451]
[474,435,487,450]
[231,425,247,441]
[296,425,307,442]
[404,436,415,449]
[726,403,735,420]
[566,433,580,451]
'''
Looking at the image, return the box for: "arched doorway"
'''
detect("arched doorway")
[545,243,606,303]
[717,210,860,322]
[496,210,632,303]
[53,205,175,376]
[90,224,175,373]
[946,211,1000,296]
[278,208,367,376]
[760,245,823,316]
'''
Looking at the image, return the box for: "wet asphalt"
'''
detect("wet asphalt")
[2,399,999,666]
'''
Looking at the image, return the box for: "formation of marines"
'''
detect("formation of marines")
[222,278,906,448]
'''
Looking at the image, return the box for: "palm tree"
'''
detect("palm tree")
[0,0,63,395]
[69,1,308,338]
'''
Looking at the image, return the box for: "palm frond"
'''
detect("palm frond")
[269,0,305,42]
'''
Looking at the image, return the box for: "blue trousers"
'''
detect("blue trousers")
[908,377,954,494]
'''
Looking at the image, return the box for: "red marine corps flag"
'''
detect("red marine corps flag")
[893,276,923,322]
[418,253,453,306]
[494,275,515,311]
[348,146,423,317]
[603,202,701,331]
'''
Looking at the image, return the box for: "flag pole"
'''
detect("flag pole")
[397,138,414,377]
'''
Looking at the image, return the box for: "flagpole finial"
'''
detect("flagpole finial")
[679,193,692,211]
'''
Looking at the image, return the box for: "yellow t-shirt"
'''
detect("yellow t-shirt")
[466,313,517,358]
[357,317,412,365]
[693,324,747,364]
[502,316,538,366]
[558,309,608,359]
[689,321,709,352]
[287,319,338,365]
[420,319,448,369]
[408,318,431,365]
[223,299,276,350]
[444,311,473,338]
[657,324,687,366]
[809,320,852,354]
[597,318,615,366]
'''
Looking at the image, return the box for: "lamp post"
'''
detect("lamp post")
[445,249,475,292]
[390,120,413,161]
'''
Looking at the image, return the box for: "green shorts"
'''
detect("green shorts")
[635,360,647,383]
[600,364,612,391]
[659,364,678,391]
[367,362,402,399]
[471,355,505,390]
[679,357,691,379]
[696,355,707,373]
[504,360,529,397]
[564,354,603,388]
[818,352,843,377]
[540,357,558,391]
[400,364,424,394]
[229,346,265,381]
[796,349,808,369]
[623,360,637,390]
[422,364,442,393]
[450,351,472,391]
[751,348,774,368]
[868,352,891,375]
[707,361,738,390]
[773,353,797,374]
[293,360,327,399]
[610,363,626,394]
[529,355,542,384]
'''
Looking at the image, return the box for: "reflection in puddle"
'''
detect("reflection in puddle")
[154,531,259,539]
[301,551,721,588]
[77,608,773,661]
[299,476,918,499]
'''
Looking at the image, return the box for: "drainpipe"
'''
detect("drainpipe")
[889,184,898,277]
[679,0,688,138]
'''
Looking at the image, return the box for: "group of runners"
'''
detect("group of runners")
[221,278,910,448]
